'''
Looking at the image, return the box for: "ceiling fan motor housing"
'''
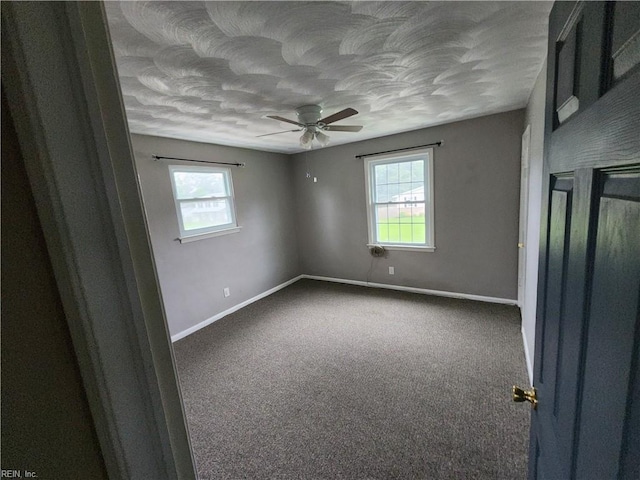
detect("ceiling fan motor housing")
[296,105,323,125]
[262,105,360,145]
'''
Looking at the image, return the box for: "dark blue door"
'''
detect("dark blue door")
[529,2,640,479]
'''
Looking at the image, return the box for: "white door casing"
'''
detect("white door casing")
[518,125,532,309]
[1,2,196,478]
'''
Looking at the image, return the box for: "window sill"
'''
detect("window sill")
[367,243,435,252]
[178,226,241,243]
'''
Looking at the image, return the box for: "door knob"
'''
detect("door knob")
[518,242,525,248]
[512,385,537,409]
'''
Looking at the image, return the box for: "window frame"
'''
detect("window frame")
[168,164,240,242]
[364,148,435,252]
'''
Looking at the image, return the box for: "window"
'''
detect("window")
[364,148,434,251]
[169,165,239,242]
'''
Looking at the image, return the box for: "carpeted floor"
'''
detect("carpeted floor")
[173,279,530,479]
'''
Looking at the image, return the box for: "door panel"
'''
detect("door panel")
[540,178,572,392]
[575,170,640,479]
[554,3,607,126]
[620,326,640,479]
[609,2,640,85]
[534,177,575,479]
[575,3,607,109]
[530,2,640,479]
[555,18,578,123]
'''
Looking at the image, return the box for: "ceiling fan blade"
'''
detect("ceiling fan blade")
[323,125,363,132]
[319,107,358,125]
[257,129,302,137]
[266,115,304,127]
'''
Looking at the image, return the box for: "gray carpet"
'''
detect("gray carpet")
[173,279,530,479]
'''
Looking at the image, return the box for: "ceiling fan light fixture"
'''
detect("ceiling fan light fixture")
[300,129,314,149]
[264,105,360,148]
[315,131,330,146]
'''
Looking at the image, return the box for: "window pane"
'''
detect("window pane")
[400,223,413,243]
[411,203,426,222]
[387,163,399,183]
[399,206,412,223]
[399,161,412,182]
[173,171,227,199]
[376,184,388,203]
[412,224,426,243]
[388,204,400,222]
[180,199,231,231]
[411,182,425,201]
[398,182,413,202]
[411,160,424,181]
[376,205,389,222]
[377,223,389,242]
[388,223,400,242]
[374,164,387,185]
[387,183,399,199]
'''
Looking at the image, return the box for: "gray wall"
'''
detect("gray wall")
[133,110,525,337]
[131,134,301,337]
[292,110,524,300]
[522,62,547,381]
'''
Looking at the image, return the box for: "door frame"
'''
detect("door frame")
[1,2,196,478]
[518,125,532,309]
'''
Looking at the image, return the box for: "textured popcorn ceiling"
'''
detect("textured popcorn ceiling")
[105,1,551,153]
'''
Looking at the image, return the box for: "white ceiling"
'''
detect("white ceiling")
[105,1,551,154]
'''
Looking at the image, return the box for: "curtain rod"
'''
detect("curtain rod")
[355,141,443,159]
[152,154,245,167]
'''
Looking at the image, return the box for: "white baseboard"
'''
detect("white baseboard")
[171,275,303,342]
[521,326,534,385]
[173,274,518,342]
[302,275,369,288]
[301,274,517,305]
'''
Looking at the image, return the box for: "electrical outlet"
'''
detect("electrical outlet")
[389,266,395,275]
[223,287,230,297]
[313,177,318,183]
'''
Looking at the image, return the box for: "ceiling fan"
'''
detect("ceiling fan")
[259,105,362,149]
